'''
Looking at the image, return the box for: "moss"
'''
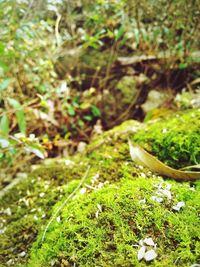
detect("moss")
[1,108,200,266]
[0,164,88,266]
[29,177,200,267]
[133,109,200,168]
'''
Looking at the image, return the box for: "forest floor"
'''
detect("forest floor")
[1,108,200,267]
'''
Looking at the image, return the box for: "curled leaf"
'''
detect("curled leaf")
[128,140,200,181]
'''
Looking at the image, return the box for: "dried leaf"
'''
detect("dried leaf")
[128,140,200,181]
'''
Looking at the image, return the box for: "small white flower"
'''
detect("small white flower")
[144,249,157,261]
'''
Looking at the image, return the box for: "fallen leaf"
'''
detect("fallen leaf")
[128,140,200,181]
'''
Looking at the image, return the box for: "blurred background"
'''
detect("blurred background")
[0,0,200,187]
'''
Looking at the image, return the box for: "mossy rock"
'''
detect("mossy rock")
[30,178,200,267]
[0,109,200,266]
[133,109,200,168]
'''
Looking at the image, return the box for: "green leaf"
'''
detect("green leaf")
[0,42,5,54]
[68,105,75,116]
[114,25,124,41]
[26,144,46,159]
[8,98,26,135]
[91,105,101,117]
[0,114,9,135]
[84,115,92,121]
[178,63,188,70]
[0,78,11,91]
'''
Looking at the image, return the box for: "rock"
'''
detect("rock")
[1,109,200,267]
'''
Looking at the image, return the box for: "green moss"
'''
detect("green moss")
[0,164,88,266]
[29,177,200,267]
[1,108,200,266]
[133,109,200,168]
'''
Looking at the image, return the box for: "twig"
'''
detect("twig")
[41,165,91,243]
[55,11,62,47]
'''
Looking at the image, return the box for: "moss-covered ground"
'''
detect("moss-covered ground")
[0,109,200,266]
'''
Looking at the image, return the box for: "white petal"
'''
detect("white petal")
[172,201,185,211]
[144,249,157,261]
[18,251,26,257]
[79,188,87,195]
[139,199,146,204]
[97,204,102,212]
[150,196,163,203]
[143,237,155,246]
[137,246,146,261]
[139,239,144,246]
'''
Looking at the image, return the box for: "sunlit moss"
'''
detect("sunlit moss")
[29,177,200,267]
[133,109,200,168]
[1,109,200,266]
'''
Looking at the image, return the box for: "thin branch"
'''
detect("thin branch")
[41,165,91,243]
[55,11,62,47]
